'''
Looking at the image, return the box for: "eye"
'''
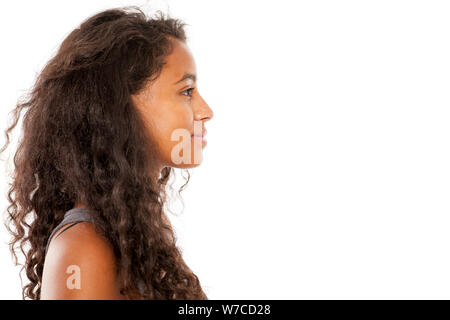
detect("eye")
[181,87,195,98]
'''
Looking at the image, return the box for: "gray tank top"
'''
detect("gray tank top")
[45,207,145,297]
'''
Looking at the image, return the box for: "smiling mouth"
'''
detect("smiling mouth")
[191,128,207,138]
[191,130,207,147]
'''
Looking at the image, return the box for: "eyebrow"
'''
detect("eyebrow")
[174,72,197,85]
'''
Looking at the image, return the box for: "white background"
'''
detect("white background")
[0,0,449,299]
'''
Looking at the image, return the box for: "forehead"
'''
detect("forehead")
[162,38,196,80]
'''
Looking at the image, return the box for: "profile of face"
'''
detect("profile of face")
[131,37,214,170]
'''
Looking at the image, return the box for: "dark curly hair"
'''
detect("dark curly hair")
[0,6,207,300]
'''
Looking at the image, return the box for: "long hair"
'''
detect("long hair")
[0,6,207,300]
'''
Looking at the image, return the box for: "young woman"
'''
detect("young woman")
[1,6,213,299]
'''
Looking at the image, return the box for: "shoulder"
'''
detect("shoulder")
[41,221,121,299]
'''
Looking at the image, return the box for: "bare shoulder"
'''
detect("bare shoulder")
[41,221,122,299]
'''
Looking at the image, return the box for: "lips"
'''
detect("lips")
[192,128,207,138]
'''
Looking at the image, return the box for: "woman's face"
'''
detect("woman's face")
[131,38,213,170]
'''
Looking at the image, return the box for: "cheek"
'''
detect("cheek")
[165,107,192,139]
[158,107,194,161]
[147,98,191,139]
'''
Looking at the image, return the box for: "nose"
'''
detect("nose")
[194,94,213,123]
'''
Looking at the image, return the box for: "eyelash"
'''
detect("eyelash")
[182,87,195,98]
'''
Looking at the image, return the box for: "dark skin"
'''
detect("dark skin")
[40,38,213,299]
[41,218,124,299]
[132,36,213,171]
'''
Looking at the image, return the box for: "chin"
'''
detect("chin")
[167,146,204,168]
[166,156,203,168]
[173,160,202,169]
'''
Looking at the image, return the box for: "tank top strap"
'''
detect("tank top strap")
[45,207,97,255]
[44,207,147,298]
